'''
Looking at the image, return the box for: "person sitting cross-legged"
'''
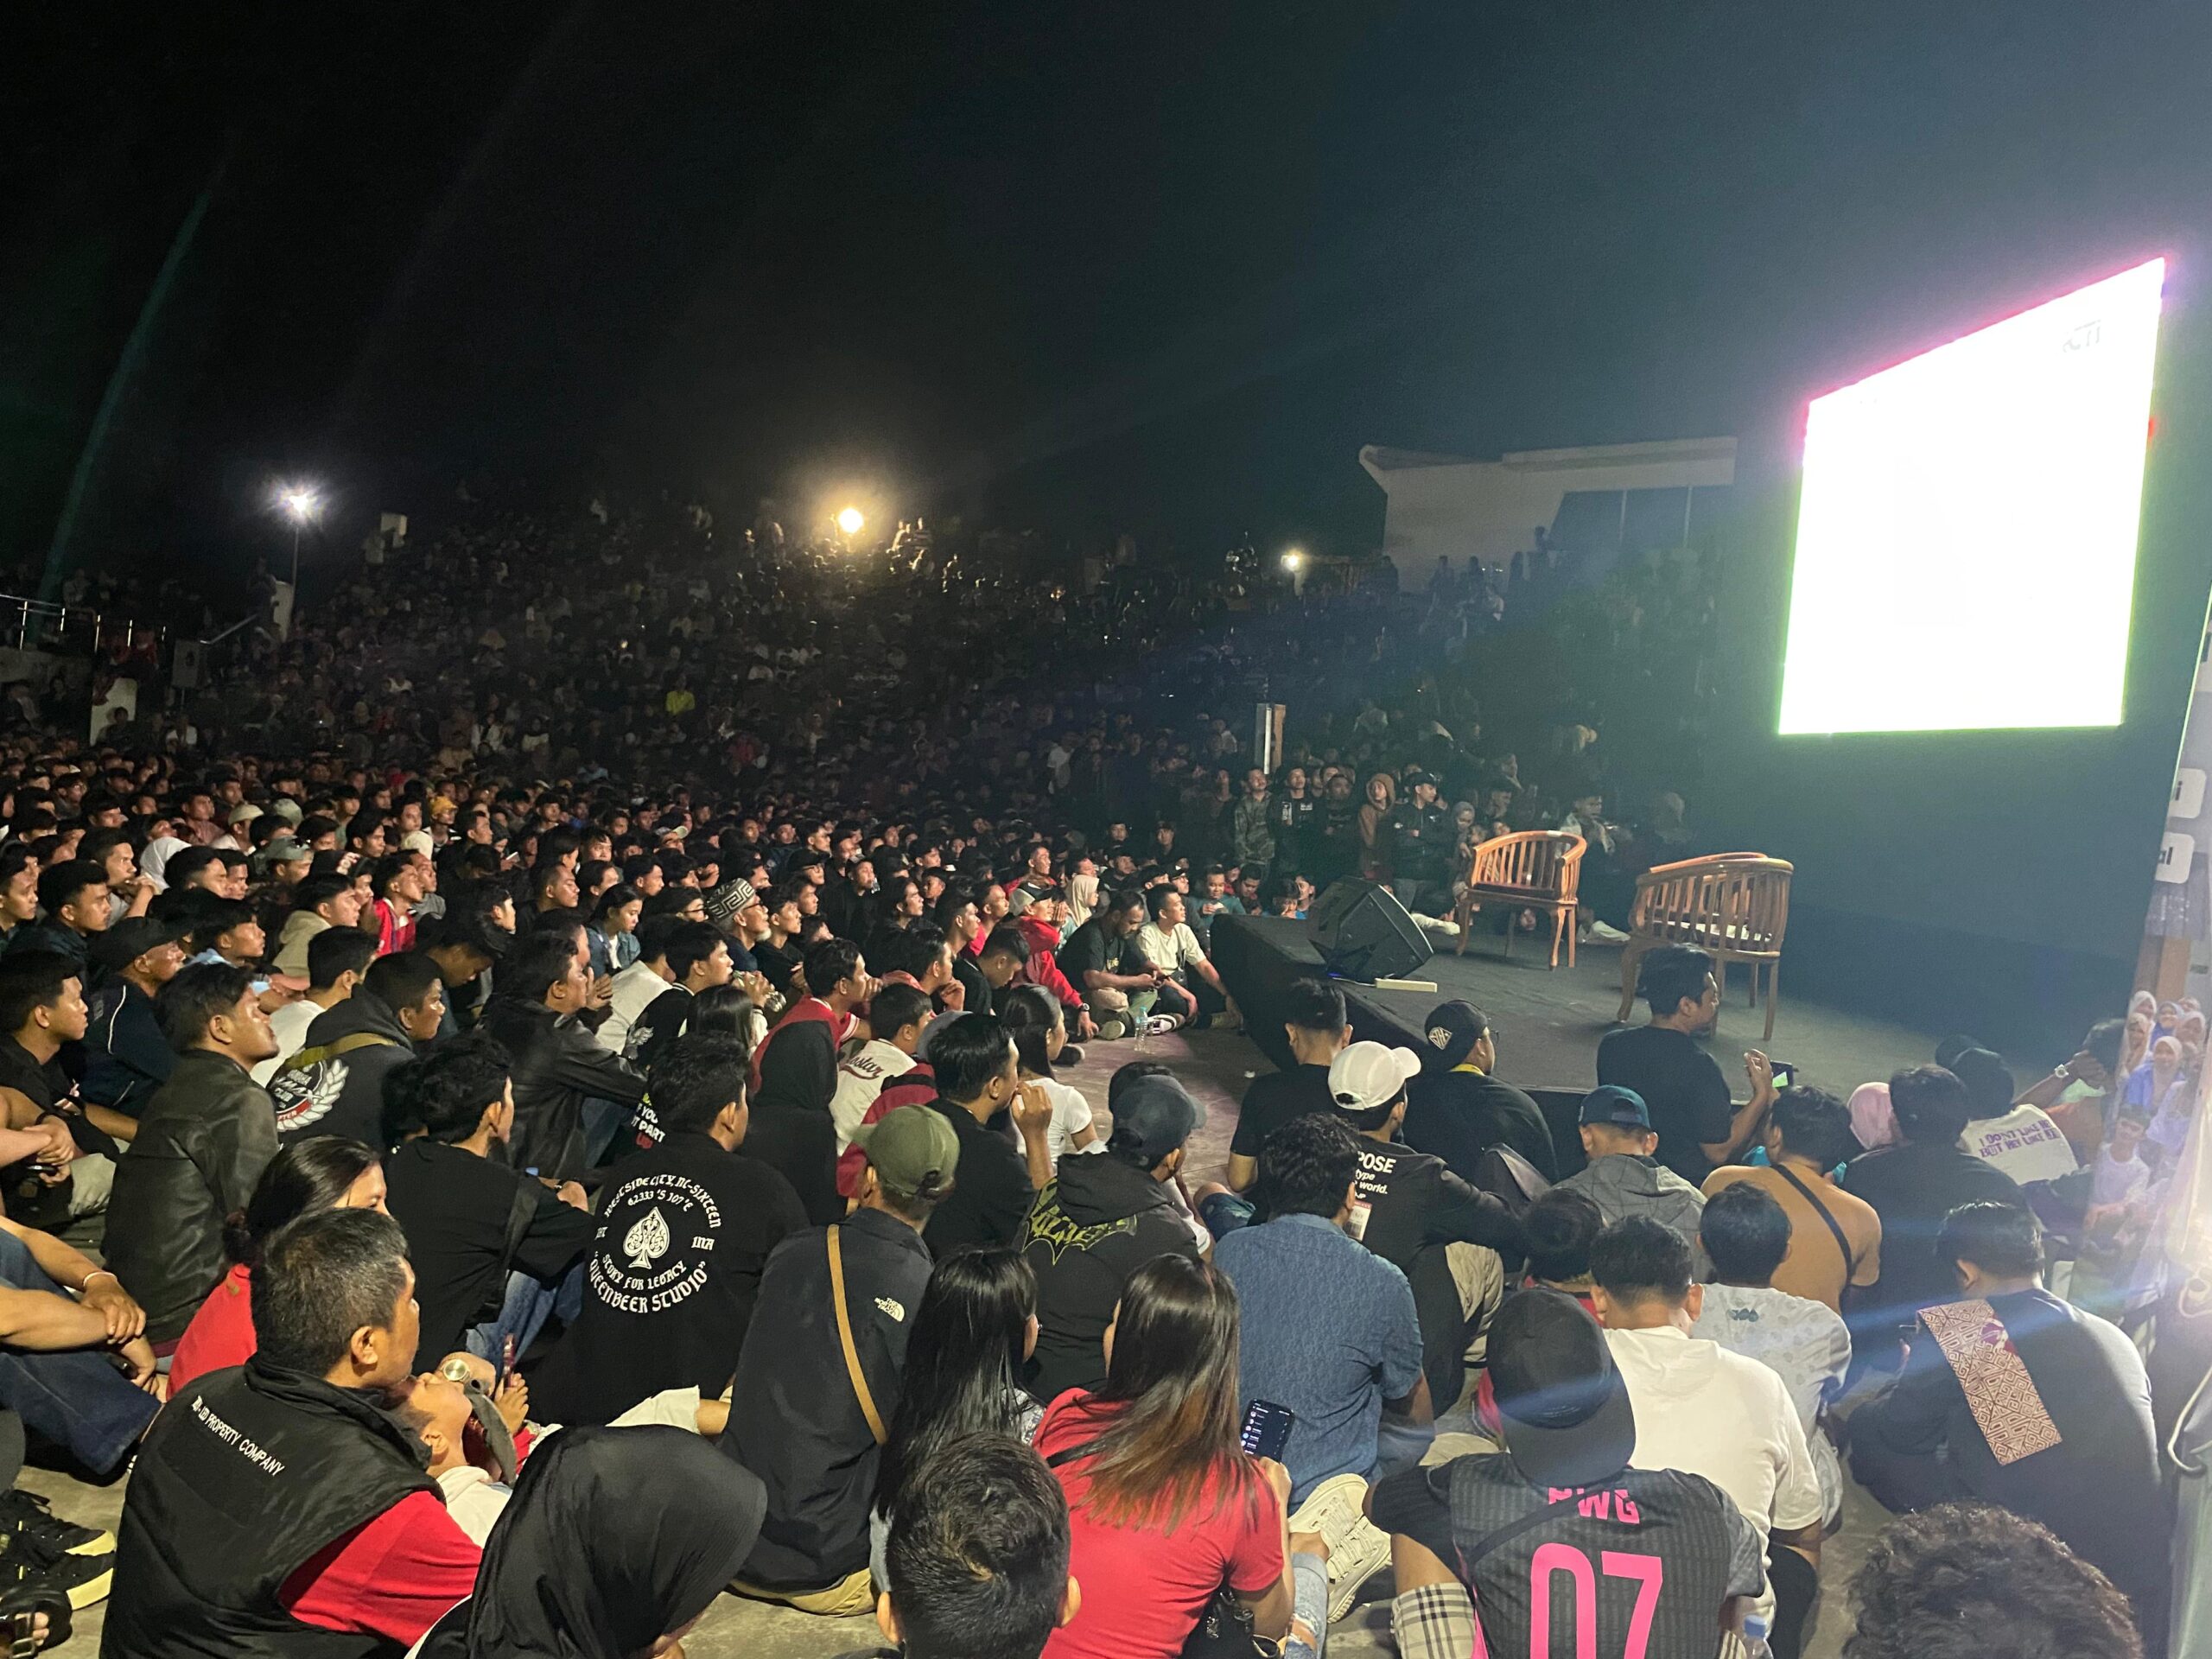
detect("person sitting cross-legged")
[104,1208,483,1652]
[1688,1182,1852,1529]
[1592,1216,1823,1653]
[1557,1086,1706,1246]
[1847,1200,2169,1654]
[1371,1287,1769,1659]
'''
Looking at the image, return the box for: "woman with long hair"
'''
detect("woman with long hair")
[997,984,1101,1166]
[868,1249,1044,1582]
[688,981,766,1052]
[591,882,644,974]
[168,1136,386,1392]
[1034,1255,1296,1659]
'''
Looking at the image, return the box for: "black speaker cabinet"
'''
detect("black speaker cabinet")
[1309,880,1433,982]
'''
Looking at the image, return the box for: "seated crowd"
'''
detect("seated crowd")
[0,507,2176,1656]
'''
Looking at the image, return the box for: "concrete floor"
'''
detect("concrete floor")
[37,995,1891,1656]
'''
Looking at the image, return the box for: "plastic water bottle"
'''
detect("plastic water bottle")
[1738,1614,1773,1658]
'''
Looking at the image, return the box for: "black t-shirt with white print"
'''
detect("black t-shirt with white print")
[1371,1456,1764,1659]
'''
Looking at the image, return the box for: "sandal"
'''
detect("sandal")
[0,1585,69,1656]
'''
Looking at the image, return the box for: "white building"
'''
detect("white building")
[1358,436,1737,571]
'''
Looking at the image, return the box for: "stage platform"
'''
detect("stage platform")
[1212,912,1942,1108]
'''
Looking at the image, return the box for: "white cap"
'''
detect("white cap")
[1327,1041,1423,1113]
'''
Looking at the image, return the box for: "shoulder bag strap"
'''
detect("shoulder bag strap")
[829,1225,889,1446]
[1770,1162,1857,1278]
[1457,1487,1585,1573]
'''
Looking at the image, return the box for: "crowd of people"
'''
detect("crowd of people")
[0,496,2178,1657]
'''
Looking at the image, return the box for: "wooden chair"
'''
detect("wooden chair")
[1453,830,1586,968]
[1615,854,1794,1039]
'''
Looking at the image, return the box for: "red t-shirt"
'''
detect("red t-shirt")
[278,1491,481,1644]
[1034,1391,1283,1659]
[168,1263,256,1395]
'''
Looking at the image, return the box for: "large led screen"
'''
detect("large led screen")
[1777,257,2164,734]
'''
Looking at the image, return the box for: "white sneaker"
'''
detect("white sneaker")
[1143,1013,1184,1036]
[1586,921,1630,944]
[1287,1472,1391,1623]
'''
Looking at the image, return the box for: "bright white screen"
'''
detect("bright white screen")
[1777,257,2164,734]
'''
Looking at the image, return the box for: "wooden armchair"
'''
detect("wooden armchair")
[1453,830,1586,968]
[1615,854,1794,1039]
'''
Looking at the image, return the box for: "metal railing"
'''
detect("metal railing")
[0,594,164,660]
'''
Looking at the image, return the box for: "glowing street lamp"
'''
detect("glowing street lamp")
[275,484,322,588]
[1281,548,1305,572]
[836,505,866,537]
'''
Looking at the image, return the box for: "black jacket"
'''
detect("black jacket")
[531,1130,809,1425]
[476,995,646,1182]
[1402,1067,1560,1184]
[728,1207,932,1590]
[107,1050,280,1342]
[1022,1153,1200,1402]
[81,978,175,1117]
[1384,798,1455,881]
[1352,1135,1523,1409]
[269,991,416,1147]
[922,1097,1035,1256]
[103,1357,439,1659]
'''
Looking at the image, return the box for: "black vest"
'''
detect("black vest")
[103,1358,440,1659]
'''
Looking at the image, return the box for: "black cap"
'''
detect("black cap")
[1949,1047,2016,1117]
[1423,1001,1489,1068]
[92,916,190,973]
[1108,1076,1203,1166]
[1489,1288,1637,1489]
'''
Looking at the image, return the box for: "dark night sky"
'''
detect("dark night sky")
[6,2,2211,583]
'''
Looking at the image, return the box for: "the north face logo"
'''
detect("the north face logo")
[272,1058,351,1134]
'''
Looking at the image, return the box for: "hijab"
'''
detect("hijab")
[1848,1080,1899,1153]
[425,1427,766,1658]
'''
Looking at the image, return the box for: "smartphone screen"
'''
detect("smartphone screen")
[1239,1399,1294,1462]
[1769,1062,1796,1092]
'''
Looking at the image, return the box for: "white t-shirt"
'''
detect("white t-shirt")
[1689,1284,1851,1524]
[435,1465,512,1546]
[1030,1075,1103,1166]
[1605,1324,1823,1623]
[1961,1104,2077,1185]
[252,996,324,1087]
[831,1039,919,1150]
[1135,920,1205,976]
[596,961,671,1058]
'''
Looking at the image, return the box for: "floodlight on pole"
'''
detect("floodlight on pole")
[1281,548,1305,572]
[275,483,322,589]
[836,505,866,537]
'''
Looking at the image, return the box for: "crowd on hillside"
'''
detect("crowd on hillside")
[0,499,2175,1657]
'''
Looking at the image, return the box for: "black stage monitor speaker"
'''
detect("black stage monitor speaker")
[1310,880,1433,982]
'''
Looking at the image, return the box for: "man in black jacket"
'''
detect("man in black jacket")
[1022,1074,1202,1402]
[381,1031,596,1369]
[1402,1000,1560,1183]
[1328,1040,1524,1413]
[1383,771,1455,917]
[80,914,189,1121]
[475,931,645,1181]
[919,1014,1054,1255]
[729,1103,958,1614]
[105,964,280,1343]
[105,1207,484,1654]
[269,952,444,1147]
[532,1035,806,1424]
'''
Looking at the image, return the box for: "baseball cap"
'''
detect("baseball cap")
[265,798,305,827]
[1579,1085,1650,1129]
[1423,1001,1488,1068]
[1487,1287,1637,1488]
[1108,1075,1201,1166]
[1328,1041,1423,1113]
[849,1103,961,1198]
[228,804,264,828]
[92,915,191,973]
[263,841,313,866]
[400,830,434,857]
[1948,1047,2016,1118]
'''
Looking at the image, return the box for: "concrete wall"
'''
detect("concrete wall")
[1359,436,1737,569]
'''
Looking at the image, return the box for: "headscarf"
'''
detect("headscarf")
[1848,1080,1899,1153]
[427,1426,766,1658]
[137,835,188,893]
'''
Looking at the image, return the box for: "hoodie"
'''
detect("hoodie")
[270,990,416,1147]
[1560,1154,1708,1261]
[1020,1152,1200,1402]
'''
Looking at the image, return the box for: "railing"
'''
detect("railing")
[0,593,165,661]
